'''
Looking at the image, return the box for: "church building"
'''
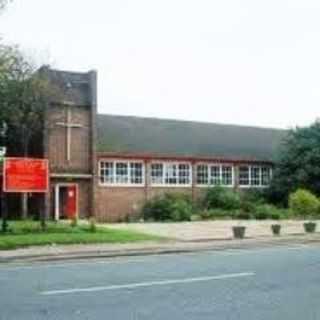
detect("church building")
[42,67,284,222]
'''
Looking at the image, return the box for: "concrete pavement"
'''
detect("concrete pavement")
[2,233,320,264]
[106,220,320,241]
[1,243,320,319]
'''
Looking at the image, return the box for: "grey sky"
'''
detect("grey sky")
[1,0,320,128]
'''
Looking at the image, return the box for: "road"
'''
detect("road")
[1,244,320,319]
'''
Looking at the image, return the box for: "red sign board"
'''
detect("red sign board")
[3,158,49,193]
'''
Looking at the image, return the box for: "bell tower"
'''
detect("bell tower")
[40,66,97,220]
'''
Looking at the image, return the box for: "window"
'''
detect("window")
[99,160,144,186]
[130,162,143,184]
[178,164,190,184]
[165,163,178,185]
[151,163,163,184]
[151,162,191,186]
[209,165,221,185]
[196,164,234,186]
[261,167,272,186]
[222,166,233,185]
[239,165,272,187]
[239,166,250,186]
[250,167,260,186]
[115,162,128,184]
[100,161,114,184]
[196,165,208,185]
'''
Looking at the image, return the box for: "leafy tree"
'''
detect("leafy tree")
[0,46,51,157]
[0,45,57,222]
[269,121,320,204]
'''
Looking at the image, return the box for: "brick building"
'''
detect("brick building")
[42,67,285,222]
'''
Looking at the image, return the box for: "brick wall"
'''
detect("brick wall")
[94,160,271,222]
[47,105,92,174]
[43,68,97,221]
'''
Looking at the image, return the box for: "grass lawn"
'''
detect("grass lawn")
[0,220,161,250]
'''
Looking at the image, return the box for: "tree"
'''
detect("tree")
[0,45,57,223]
[0,46,47,156]
[269,121,320,204]
[0,0,11,12]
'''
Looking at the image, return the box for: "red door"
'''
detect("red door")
[66,185,77,219]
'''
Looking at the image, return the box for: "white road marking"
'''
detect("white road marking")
[41,272,255,296]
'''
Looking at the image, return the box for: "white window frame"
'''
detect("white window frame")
[238,165,272,188]
[150,161,192,187]
[99,159,145,187]
[196,163,235,187]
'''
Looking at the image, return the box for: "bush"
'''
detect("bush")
[233,211,252,220]
[203,187,241,211]
[253,204,280,220]
[289,189,320,218]
[89,218,97,233]
[199,209,234,220]
[240,190,266,213]
[142,193,193,222]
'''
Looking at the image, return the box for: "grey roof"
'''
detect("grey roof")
[97,114,286,162]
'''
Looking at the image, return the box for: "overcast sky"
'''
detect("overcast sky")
[1,0,320,128]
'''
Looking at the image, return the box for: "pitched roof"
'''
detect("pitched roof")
[97,114,286,162]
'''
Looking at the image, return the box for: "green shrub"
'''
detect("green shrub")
[89,218,97,233]
[170,198,193,221]
[250,204,291,220]
[253,204,278,220]
[240,190,266,213]
[199,209,234,220]
[233,211,252,220]
[203,187,241,211]
[142,193,193,222]
[270,211,281,220]
[289,189,320,218]
[279,209,292,220]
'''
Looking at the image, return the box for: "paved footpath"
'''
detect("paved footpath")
[1,233,320,264]
[106,220,320,241]
[1,220,320,264]
[1,242,320,319]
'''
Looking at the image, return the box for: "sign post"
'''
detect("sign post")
[3,158,49,193]
[3,158,49,229]
[0,122,8,232]
[0,147,6,164]
[0,147,6,232]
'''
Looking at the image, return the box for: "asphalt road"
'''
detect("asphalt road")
[1,244,320,320]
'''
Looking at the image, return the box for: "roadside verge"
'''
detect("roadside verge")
[1,234,320,264]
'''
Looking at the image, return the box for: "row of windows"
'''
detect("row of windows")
[99,161,272,187]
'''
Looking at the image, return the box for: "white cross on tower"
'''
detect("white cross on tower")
[56,106,83,161]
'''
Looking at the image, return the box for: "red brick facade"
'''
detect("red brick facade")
[43,68,97,221]
[94,156,272,222]
[43,67,274,222]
